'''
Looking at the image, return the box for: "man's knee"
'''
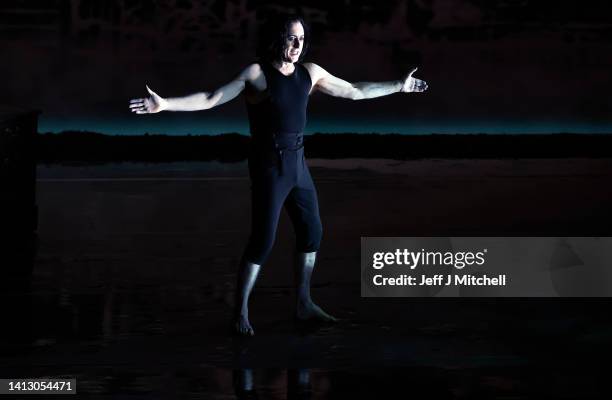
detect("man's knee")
[244,236,275,266]
[297,218,322,253]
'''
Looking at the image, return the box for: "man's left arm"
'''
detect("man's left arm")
[304,63,428,100]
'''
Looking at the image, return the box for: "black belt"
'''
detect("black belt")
[251,133,304,176]
[252,133,303,149]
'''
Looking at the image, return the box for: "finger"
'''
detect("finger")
[130,98,145,104]
[408,67,418,77]
[129,103,144,109]
[135,110,149,114]
[146,85,156,97]
[415,79,427,90]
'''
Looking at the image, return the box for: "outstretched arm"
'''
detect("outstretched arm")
[129,64,260,113]
[304,63,427,100]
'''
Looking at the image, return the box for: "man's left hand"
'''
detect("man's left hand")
[401,67,428,93]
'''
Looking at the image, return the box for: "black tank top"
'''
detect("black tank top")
[246,62,312,138]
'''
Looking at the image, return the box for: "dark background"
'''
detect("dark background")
[3,3,612,397]
[3,0,612,134]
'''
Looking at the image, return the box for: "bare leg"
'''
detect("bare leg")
[233,368,255,394]
[295,251,337,322]
[288,368,311,399]
[234,259,261,336]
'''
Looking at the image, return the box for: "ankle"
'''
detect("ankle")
[297,298,313,308]
[234,307,249,318]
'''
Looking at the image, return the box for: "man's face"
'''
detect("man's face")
[283,22,305,64]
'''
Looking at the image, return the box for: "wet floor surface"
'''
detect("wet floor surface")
[2,159,612,398]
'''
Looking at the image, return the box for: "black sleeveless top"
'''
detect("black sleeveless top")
[246,62,312,138]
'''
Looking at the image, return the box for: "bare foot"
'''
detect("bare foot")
[234,314,255,336]
[296,301,337,322]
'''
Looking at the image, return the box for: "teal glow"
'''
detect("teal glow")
[39,115,612,135]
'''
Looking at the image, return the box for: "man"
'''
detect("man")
[129,15,428,336]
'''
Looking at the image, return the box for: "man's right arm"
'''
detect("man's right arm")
[130,64,260,114]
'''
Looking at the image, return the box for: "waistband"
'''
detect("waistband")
[251,132,304,151]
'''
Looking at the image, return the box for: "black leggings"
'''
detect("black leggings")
[243,136,322,265]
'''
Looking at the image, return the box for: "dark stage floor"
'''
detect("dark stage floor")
[2,158,612,398]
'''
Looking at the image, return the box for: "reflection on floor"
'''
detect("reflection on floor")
[2,159,611,398]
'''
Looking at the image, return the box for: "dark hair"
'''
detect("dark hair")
[256,14,310,63]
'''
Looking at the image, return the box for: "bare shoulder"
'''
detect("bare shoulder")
[239,63,264,82]
[302,62,330,84]
[302,62,324,72]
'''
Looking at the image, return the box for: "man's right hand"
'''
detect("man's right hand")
[129,85,168,114]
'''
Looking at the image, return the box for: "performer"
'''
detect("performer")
[129,15,428,336]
